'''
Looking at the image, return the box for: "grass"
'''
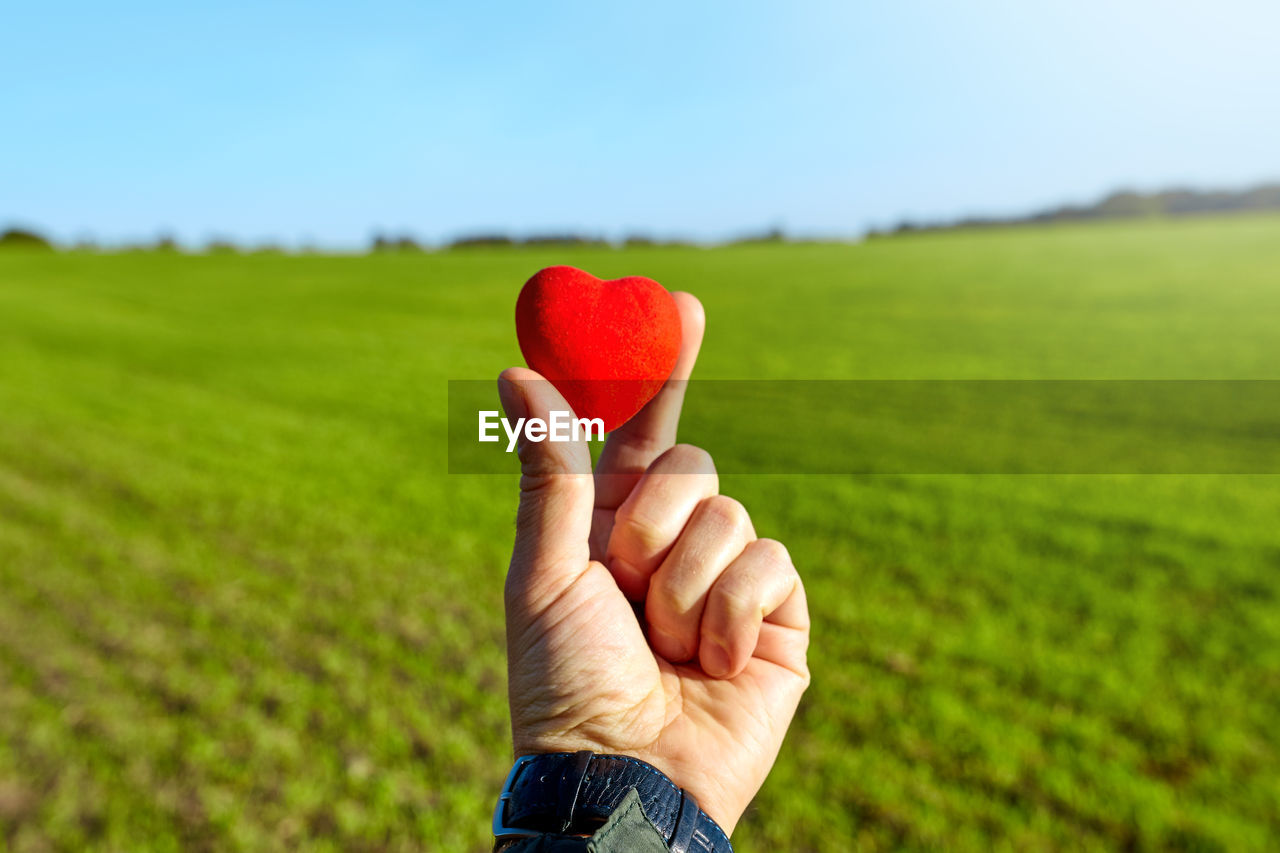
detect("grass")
[1,214,1278,850]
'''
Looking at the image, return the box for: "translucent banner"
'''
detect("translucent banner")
[448,380,1280,474]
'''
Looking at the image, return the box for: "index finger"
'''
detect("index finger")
[594,291,705,510]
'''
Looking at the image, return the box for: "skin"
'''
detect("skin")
[497,293,811,835]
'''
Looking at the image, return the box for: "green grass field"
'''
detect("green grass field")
[2,215,1279,851]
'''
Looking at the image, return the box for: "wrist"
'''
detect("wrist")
[511,737,743,836]
[494,751,734,851]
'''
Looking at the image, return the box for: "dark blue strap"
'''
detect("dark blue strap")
[500,753,733,853]
[668,787,701,853]
[556,750,595,832]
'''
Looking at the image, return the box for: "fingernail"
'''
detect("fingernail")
[702,640,732,678]
[650,627,690,662]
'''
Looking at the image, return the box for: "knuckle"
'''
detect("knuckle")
[615,505,669,552]
[650,570,696,617]
[711,578,756,619]
[662,443,716,476]
[697,494,750,533]
[753,538,793,570]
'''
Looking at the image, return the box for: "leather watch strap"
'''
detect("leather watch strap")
[496,752,733,853]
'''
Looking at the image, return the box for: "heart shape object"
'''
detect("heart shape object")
[516,265,682,432]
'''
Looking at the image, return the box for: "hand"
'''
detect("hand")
[496,294,810,835]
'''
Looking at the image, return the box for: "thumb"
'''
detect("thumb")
[497,367,595,606]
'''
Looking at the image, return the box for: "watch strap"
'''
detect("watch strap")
[495,752,733,853]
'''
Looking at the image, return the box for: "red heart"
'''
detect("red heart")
[516,265,682,433]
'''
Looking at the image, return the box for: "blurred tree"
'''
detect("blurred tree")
[729,226,787,245]
[205,239,240,255]
[372,233,426,252]
[0,227,53,250]
[521,234,609,248]
[448,234,515,249]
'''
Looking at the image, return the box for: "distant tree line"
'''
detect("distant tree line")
[869,182,1280,238]
[371,231,704,251]
[0,229,298,254]
[6,182,1279,253]
[0,227,700,254]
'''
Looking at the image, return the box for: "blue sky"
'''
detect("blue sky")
[4,0,1278,247]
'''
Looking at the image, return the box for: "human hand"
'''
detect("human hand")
[496,294,810,835]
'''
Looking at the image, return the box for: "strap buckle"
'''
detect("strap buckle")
[492,755,541,839]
